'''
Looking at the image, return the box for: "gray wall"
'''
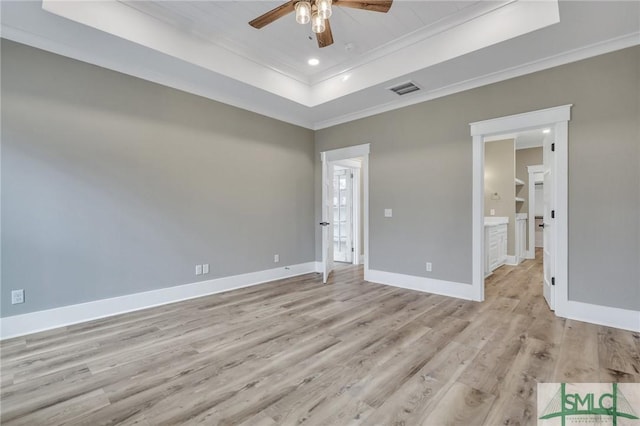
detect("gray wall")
[315,46,640,311]
[1,40,315,317]
[485,139,516,256]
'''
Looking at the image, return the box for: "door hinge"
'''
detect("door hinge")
[351,247,354,252]
[350,173,354,179]
[551,277,555,286]
[551,210,555,219]
[551,142,555,152]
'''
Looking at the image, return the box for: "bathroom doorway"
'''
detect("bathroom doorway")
[470,105,571,316]
[483,128,554,309]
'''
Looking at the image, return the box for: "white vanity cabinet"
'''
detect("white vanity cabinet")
[485,217,508,276]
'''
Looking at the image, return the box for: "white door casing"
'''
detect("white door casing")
[470,105,571,319]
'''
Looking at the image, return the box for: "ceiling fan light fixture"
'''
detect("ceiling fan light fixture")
[317,0,332,20]
[295,1,311,25]
[311,11,325,34]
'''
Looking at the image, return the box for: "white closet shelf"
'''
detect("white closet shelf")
[515,178,525,186]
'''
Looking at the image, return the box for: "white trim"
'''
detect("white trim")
[527,164,544,259]
[472,132,485,302]
[505,255,519,266]
[367,269,475,301]
[0,262,316,340]
[313,32,639,130]
[323,144,370,162]
[470,105,572,310]
[564,301,640,333]
[470,105,572,137]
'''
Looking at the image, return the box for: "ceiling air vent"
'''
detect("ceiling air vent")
[389,81,421,96]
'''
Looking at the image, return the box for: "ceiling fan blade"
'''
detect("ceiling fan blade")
[334,0,393,13]
[249,1,295,29]
[316,19,334,48]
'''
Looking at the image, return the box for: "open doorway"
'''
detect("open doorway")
[331,160,362,265]
[483,128,552,309]
[320,144,370,284]
[470,105,571,318]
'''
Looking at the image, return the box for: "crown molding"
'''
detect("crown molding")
[313,32,640,130]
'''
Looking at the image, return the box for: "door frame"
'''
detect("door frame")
[470,105,571,317]
[320,143,370,278]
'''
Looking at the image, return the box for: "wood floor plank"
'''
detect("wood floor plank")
[597,326,640,382]
[2,258,638,425]
[553,319,600,382]
[421,382,495,426]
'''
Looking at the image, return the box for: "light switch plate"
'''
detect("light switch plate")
[384,209,393,218]
[490,209,496,216]
[202,264,209,274]
[195,265,203,275]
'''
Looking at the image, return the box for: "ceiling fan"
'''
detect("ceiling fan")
[249,0,393,48]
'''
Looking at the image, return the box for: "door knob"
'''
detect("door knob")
[538,223,545,228]
[319,222,330,226]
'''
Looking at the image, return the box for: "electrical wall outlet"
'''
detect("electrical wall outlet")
[202,264,209,274]
[195,264,203,275]
[274,254,279,263]
[11,289,24,304]
[426,262,432,272]
[384,209,393,218]
[490,209,496,216]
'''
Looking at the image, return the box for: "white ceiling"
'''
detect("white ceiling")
[120,0,507,83]
[1,1,639,130]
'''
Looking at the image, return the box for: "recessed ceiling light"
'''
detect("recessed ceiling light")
[542,128,551,134]
[308,58,320,66]
[342,74,350,82]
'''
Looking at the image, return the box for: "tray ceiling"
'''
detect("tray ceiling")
[1,1,639,129]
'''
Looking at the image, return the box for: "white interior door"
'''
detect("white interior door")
[542,130,555,310]
[321,155,334,284]
[333,168,353,263]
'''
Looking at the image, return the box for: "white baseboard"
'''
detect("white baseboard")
[0,262,317,340]
[563,300,640,332]
[365,269,475,301]
[506,255,519,266]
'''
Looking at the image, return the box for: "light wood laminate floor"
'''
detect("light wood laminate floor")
[1,254,639,425]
